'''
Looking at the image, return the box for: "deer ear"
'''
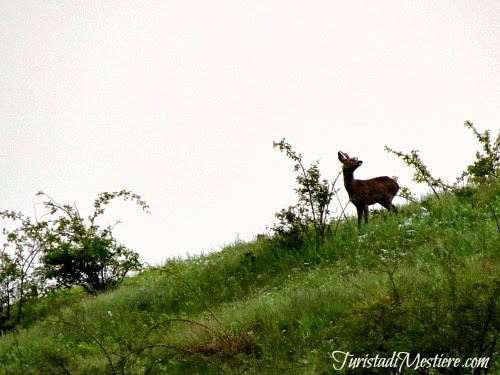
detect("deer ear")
[338,151,346,162]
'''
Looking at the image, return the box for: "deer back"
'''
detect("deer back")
[349,176,399,205]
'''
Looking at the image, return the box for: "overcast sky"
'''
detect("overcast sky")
[1,1,499,264]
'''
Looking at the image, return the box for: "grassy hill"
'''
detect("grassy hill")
[0,181,498,374]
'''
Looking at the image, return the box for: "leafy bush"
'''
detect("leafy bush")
[384,147,451,199]
[461,120,499,183]
[42,234,141,295]
[38,190,148,295]
[386,121,499,199]
[0,210,50,326]
[272,139,340,251]
[0,190,148,330]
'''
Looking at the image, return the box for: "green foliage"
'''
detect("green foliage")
[0,252,16,328]
[272,139,339,250]
[384,147,450,199]
[42,236,141,295]
[461,120,499,183]
[0,211,50,327]
[385,121,499,200]
[335,277,499,370]
[38,190,148,295]
[0,190,148,331]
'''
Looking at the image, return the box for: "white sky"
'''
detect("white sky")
[1,1,499,264]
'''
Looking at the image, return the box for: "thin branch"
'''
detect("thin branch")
[161,269,230,342]
[120,318,220,367]
[59,319,117,374]
[486,203,500,235]
[332,199,351,237]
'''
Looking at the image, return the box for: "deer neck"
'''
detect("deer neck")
[342,169,357,196]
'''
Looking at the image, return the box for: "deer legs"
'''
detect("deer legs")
[356,203,397,227]
[356,205,369,227]
[380,199,398,214]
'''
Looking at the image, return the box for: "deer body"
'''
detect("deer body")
[338,151,399,227]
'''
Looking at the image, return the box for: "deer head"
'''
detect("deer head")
[338,151,362,172]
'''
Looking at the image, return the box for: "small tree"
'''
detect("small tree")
[0,251,17,327]
[0,210,49,324]
[39,190,149,295]
[273,139,339,250]
[384,147,451,200]
[385,121,499,199]
[461,120,499,183]
[1,190,149,310]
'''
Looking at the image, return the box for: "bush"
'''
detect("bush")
[0,190,148,330]
[38,190,148,295]
[272,139,340,251]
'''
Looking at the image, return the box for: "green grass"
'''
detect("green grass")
[0,181,499,374]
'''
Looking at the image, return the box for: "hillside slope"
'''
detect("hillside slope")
[0,181,499,374]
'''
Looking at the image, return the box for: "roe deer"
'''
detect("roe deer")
[338,151,399,227]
